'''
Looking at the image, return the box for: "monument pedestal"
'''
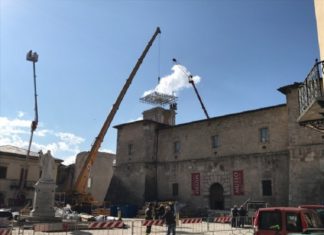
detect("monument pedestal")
[28,179,61,222]
[25,150,62,223]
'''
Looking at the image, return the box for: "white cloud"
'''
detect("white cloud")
[35,129,52,137]
[0,117,30,148]
[0,117,30,128]
[0,115,85,165]
[62,155,76,166]
[143,64,201,96]
[56,132,84,145]
[17,111,25,118]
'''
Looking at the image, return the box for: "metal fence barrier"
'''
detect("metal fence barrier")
[0,228,12,235]
[6,216,254,235]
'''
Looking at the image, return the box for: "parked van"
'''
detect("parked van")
[253,207,323,235]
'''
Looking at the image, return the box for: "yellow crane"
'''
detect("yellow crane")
[72,27,161,207]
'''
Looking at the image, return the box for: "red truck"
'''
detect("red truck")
[253,207,323,235]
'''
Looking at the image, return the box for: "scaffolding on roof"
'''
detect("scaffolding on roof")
[140,91,177,106]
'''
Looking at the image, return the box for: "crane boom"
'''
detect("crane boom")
[172,58,210,119]
[189,78,210,119]
[74,27,161,194]
[17,51,39,203]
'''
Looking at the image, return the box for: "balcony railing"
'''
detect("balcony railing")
[298,60,324,115]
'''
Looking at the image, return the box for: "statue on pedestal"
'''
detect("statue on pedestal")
[29,149,59,221]
[39,150,55,182]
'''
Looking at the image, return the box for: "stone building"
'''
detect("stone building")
[55,151,115,207]
[0,145,62,207]
[107,81,324,213]
[74,151,115,205]
[106,0,324,214]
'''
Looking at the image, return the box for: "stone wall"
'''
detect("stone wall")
[109,82,324,212]
[156,151,289,210]
[115,121,162,165]
[280,84,324,205]
[75,151,115,204]
[111,103,293,211]
[157,104,288,162]
[109,120,167,205]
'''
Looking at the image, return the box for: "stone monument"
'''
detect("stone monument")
[29,150,60,221]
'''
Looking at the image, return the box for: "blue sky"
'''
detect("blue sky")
[0,0,320,165]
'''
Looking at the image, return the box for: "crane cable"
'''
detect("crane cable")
[157,33,161,84]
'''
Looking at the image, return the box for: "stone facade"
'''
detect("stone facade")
[280,83,324,206]
[0,145,61,207]
[108,84,324,213]
[74,151,115,204]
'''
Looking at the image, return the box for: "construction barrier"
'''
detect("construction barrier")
[19,217,254,235]
[88,220,124,229]
[141,219,164,226]
[181,218,203,224]
[214,216,231,223]
[0,228,11,235]
[33,223,66,232]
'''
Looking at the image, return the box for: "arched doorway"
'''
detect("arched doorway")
[209,183,224,210]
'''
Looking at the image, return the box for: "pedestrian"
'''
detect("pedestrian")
[238,205,247,227]
[162,205,176,235]
[145,202,154,235]
[169,202,175,214]
[158,203,165,219]
[231,205,239,227]
[154,202,159,219]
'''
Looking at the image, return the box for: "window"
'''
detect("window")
[172,183,178,196]
[211,135,219,148]
[259,211,282,230]
[286,212,302,232]
[128,144,133,155]
[174,141,180,154]
[0,166,7,179]
[259,127,269,143]
[262,180,272,196]
[303,212,322,228]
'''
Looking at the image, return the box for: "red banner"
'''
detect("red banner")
[191,173,200,196]
[233,170,244,195]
